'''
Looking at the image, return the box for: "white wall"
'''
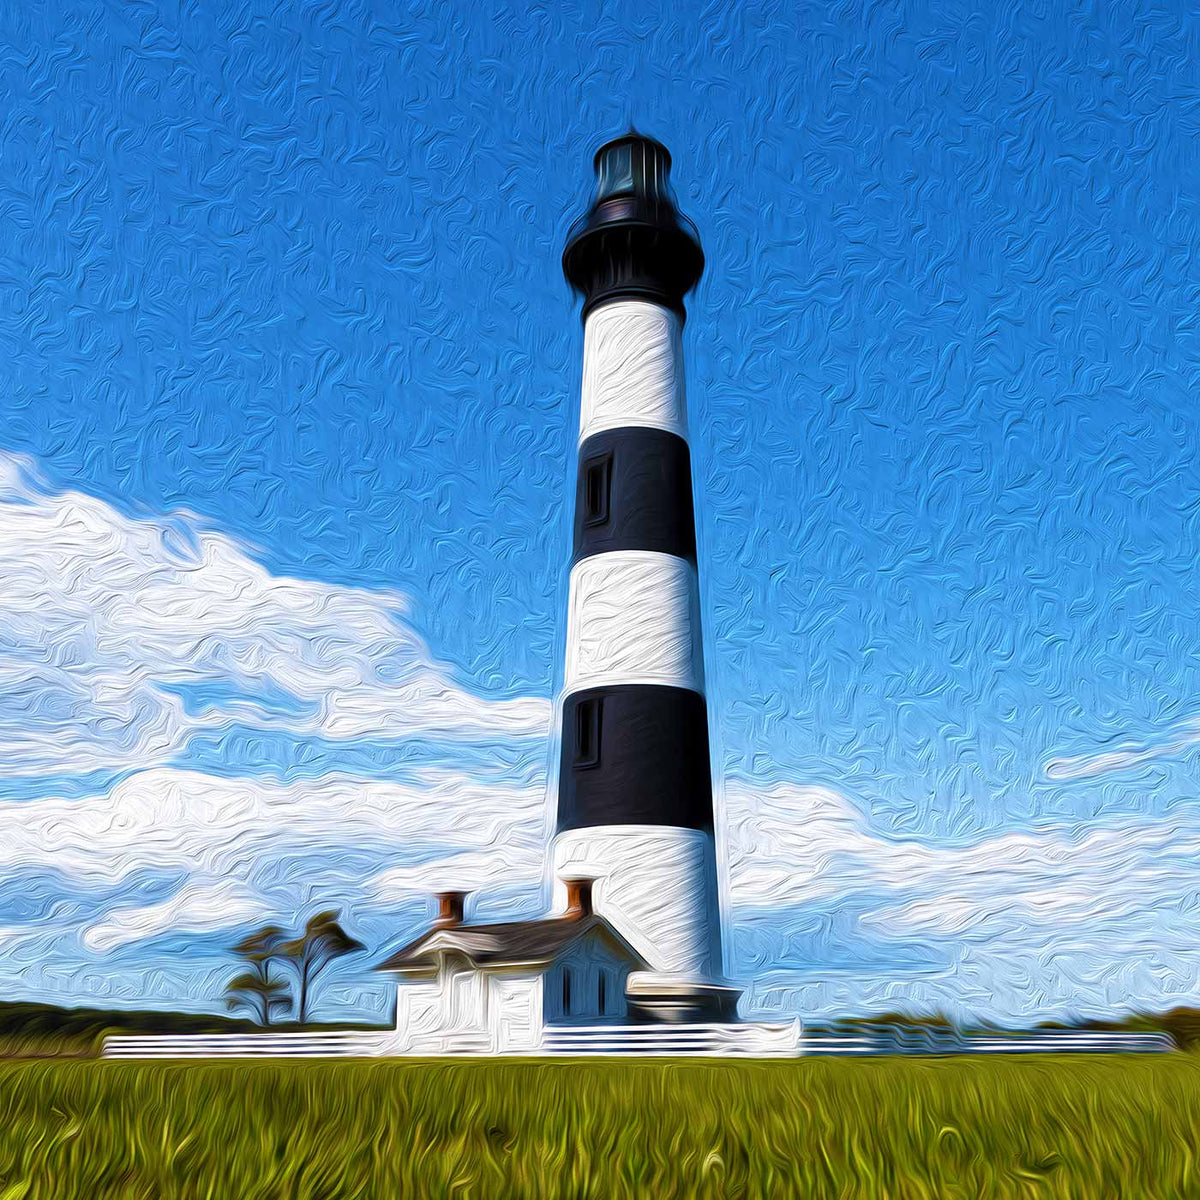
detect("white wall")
[392,956,489,1053]
[393,978,443,1052]
[544,930,635,1025]
[488,974,543,1053]
[393,965,545,1053]
[552,826,723,983]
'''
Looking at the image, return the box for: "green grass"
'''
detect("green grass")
[0,1056,1197,1198]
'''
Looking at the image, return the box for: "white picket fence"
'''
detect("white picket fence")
[802,1029,1175,1056]
[960,1032,1175,1055]
[103,1031,392,1059]
[102,1022,803,1059]
[800,1037,880,1055]
[101,1024,1175,1060]
[542,1020,803,1057]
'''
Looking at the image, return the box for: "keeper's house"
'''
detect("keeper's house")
[376,878,647,1054]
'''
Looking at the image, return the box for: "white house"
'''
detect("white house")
[103,876,805,1058]
[99,875,804,1060]
[376,878,649,1054]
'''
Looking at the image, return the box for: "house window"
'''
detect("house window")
[574,698,601,769]
[598,971,607,1015]
[562,968,572,1016]
[583,453,612,526]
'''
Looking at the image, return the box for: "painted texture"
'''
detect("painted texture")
[556,282,721,997]
[552,827,722,979]
[389,930,634,1052]
[565,552,703,693]
[0,0,1199,1033]
[7,1058,1200,1197]
[580,302,687,441]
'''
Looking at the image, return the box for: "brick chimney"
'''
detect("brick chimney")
[433,890,467,928]
[563,877,594,920]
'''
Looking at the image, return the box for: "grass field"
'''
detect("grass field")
[0,1056,1197,1198]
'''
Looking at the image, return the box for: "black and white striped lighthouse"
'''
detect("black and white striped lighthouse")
[551,135,738,1023]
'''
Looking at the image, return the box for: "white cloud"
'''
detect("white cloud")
[367,844,545,901]
[724,780,1200,1021]
[724,777,1200,916]
[3,442,1199,1018]
[0,452,550,777]
[725,781,1200,930]
[0,766,548,889]
[0,763,549,965]
[6,768,1200,1023]
[32,769,1200,979]
[82,878,272,953]
[1043,720,1200,780]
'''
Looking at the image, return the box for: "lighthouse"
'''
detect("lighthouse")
[551,135,737,1023]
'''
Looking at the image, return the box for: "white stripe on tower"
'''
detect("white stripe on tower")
[565,550,703,694]
[551,827,721,989]
[579,300,687,441]
[556,135,736,1022]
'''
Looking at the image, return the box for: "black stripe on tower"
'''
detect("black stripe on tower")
[573,427,696,564]
[557,686,715,833]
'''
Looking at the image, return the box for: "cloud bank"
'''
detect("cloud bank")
[4,452,1200,1024]
[727,782,1200,1021]
[1044,720,1200,781]
[0,452,549,779]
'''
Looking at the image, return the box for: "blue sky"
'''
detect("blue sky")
[2,0,1200,1024]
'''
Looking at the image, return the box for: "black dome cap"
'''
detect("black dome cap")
[563,134,704,321]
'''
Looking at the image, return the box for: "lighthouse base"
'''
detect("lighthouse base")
[627,980,741,1025]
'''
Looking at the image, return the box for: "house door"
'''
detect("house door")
[396,985,445,1053]
[490,978,539,1053]
[447,968,482,1032]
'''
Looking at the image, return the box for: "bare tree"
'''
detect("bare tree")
[282,910,364,1025]
[224,970,291,1026]
[225,925,292,1026]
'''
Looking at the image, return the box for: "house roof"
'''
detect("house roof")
[375,914,647,973]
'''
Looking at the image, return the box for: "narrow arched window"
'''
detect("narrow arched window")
[574,698,601,768]
[598,971,607,1015]
[583,452,612,526]
[562,968,572,1016]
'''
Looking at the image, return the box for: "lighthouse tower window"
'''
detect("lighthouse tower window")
[596,143,634,200]
[574,697,601,769]
[598,971,607,1014]
[583,453,612,526]
[562,968,572,1016]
